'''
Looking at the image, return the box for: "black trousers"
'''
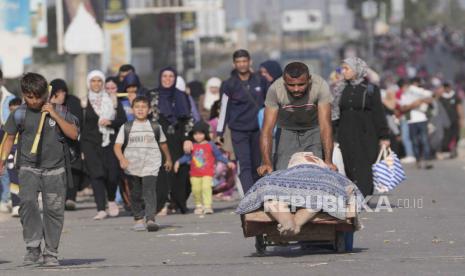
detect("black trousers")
[128,175,157,221]
[90,177,117,212]
[66,169,84,201]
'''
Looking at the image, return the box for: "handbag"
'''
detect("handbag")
[372,146,406,193]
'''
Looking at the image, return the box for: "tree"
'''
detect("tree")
[402,0,438,29]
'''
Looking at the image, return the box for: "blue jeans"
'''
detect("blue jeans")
[0,168,10,203]
[409,122,431,161]
[401,119,414,157]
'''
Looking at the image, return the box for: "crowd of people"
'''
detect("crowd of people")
[0,46,463,266]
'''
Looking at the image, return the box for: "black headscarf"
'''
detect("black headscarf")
[260,60,283,84]
[187,80,205,101]
[50,79,69,98]
[157,67,191,124]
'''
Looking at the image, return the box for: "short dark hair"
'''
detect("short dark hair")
[443,82,451,89]
[283,62,310,78]
[397,78,406,87]
[410,77,421,85]
[9,97,22,107]
[119,64,135,73]
[105,76,119,84]
[21,73,48,98]
[131,95,149,108]
[232,49,250,60]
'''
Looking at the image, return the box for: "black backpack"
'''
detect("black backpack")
[121,120,162,152]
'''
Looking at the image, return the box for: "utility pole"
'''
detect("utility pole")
[175,12,184,74]
[362,0,377,65]
[238,0,248,49]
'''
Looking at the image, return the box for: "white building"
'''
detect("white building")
[185,0,226,38]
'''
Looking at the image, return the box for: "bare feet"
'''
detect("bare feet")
[293,209,317,235]
[265,201,296,236]
[277,220,296,236]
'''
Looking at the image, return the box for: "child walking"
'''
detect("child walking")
[114,96,172,231]
[0,73,79,266]
[175,121,235,215]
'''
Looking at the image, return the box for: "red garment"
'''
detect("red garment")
[190,143,216,177]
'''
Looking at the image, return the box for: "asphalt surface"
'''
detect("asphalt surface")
[1,157,465,276]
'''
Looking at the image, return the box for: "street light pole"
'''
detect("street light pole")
[362,0,377,65]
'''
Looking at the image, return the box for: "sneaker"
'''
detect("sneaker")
[400,156,416,164]
[93,211,108,220]
[423,162,434,170]
[203,208,214,215]
[133,221,146,232]
[146,220,159,232]
[23,247,41,266]
[108,201,119,217]
[0,202,10,213]
[11,206,19,217]
[194,205,203,215]
[42,254,59,267]
[65,200,77,211]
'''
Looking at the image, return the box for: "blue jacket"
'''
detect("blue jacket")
[217,71,268,134]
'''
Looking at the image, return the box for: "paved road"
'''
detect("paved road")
[1,157,465,276]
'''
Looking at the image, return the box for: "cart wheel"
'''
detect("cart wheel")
[255,235,266,255]
[335,231,346,253]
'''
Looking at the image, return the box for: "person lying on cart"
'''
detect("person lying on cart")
[237,152,362,236]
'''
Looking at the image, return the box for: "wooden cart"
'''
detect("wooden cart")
[241,211,356,254]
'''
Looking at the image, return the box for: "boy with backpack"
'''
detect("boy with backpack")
[0,73,79,266]
[114,96,172,232]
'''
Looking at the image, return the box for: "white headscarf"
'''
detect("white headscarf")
[176,76,186,92]
[86,70,115,147]
[203,77,221,111]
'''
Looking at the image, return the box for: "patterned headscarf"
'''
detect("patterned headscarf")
[331,57,369,121]
[343,57,368,85]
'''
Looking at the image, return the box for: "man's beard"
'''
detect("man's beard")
[289,90,307,99]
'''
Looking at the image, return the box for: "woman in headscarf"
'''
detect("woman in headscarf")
[199,77,221,121]
[118,72,146,122]
[150,67,192,214]
[334,57,390,197]
[81,70,127,220]
[259,60,283,85]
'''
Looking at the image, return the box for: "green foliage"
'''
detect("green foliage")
[402,0,438,29]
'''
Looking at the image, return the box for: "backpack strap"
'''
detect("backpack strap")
[122,121,134,152]
[362,83,375,111]
[150,121,161,143]
[54,104,69,141]
[14,104,27,133]
[13,104,27,168]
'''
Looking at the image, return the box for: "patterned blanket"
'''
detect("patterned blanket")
[236,164,363,220]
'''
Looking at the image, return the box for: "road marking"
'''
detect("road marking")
[156,231,231,237]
